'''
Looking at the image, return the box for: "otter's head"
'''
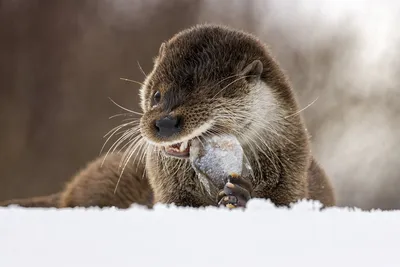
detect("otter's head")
[139,24,294,159]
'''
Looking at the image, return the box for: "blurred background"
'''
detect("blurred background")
[1,0,399,210]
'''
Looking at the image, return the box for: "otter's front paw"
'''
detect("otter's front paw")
[217,175,252,209]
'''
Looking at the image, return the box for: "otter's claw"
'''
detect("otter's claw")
[217,175,252,209]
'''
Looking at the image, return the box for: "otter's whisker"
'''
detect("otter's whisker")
[101,124,140,167]
[119,77,146,87]
[227,126,270,181]
[116,132,142,156]
[137,61,147,78]
[133,141,149,176]
[211,75,254,100]
[216,105,285,140]
[114,136,147,194]
[246,127,281,173]
[226,109,299,148]
[109,113,140,120]
[284,96,319,119]
[119,134,143,168]
[108,97,143,116]
[100,121,139,165]
[211,73,242,88]
[138,143,150,176]
[103,120,139,139]
[168,155,182,178]
[100,123,138,154]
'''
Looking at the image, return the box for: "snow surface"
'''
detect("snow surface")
[1,199,400,267]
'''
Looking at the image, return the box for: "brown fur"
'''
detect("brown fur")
[58,153,153,208]
[0,24,335,209]
[0,153,153,209]
[0,193,61,208]
[140,24,335,207]
[307,158,336,207]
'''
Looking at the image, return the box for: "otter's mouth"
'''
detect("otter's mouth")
[163,140,191,158]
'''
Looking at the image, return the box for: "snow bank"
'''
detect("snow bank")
[1,199,399,267]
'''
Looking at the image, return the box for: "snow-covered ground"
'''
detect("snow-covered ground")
[1,199,399,267]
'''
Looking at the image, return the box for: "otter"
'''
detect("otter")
[0,24,335,209]
[0,153,153,208]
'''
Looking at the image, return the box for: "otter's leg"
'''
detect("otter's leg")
[307,157,336,207]
[217,175,252,208]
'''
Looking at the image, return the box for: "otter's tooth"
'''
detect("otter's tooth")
[180,141,188,152]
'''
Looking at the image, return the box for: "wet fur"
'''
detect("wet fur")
[0,24,335,209]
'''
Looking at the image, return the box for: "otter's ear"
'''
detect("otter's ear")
[159,42,167,57]
[154,42,167,64]
[240,60,263,82]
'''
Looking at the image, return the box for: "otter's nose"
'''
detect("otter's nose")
[155,115,181,137]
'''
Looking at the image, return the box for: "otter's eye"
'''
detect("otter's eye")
[153,91,161,105]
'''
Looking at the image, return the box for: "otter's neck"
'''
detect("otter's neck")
[239,81,290,150]
[238,80,309,189]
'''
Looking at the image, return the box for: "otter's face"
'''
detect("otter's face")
[139,26,277,159]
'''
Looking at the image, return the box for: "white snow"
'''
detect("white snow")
[1,199,399,267]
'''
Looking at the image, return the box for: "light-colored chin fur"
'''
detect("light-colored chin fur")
[236,81,283,147]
